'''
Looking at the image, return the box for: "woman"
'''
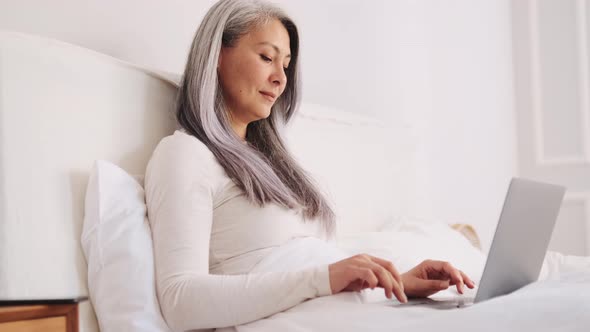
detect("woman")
[145,0,475,330]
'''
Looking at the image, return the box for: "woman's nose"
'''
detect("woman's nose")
[271,64,287,87]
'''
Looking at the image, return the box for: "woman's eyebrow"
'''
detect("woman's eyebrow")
[257,42,291,58]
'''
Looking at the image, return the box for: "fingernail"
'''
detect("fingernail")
[403,294,408,303]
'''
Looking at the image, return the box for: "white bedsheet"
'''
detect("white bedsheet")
[218,217,590,332]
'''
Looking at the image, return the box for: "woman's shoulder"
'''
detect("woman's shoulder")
[152,130,215,162]
[163,129,213,152]
[147,130,221,179]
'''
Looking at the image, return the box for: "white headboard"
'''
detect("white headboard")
[0,31,178,300]
[286,103,416,235]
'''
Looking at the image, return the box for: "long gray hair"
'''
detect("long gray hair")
[176,0,336,237]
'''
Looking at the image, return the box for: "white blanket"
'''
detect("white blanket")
[220,217,590,332]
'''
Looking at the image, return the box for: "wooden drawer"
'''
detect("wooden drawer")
[0,302,80,332]
[0,316,66,332]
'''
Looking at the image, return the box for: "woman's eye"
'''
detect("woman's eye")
[260,55,272,62]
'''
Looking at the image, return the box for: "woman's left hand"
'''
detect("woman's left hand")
[401,260,476,298]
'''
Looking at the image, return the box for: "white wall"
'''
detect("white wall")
[512,0,590,256]
[0,0,216,75]
[0,0,517,251]
[396,0,517,251]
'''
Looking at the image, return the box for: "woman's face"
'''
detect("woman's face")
[218,19,291,132]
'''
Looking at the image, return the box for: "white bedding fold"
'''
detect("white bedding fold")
[218,218,590,332]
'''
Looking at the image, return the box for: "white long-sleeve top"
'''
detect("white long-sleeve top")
[144,130,334,331]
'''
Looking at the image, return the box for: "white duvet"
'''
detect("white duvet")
[220,217,590,332]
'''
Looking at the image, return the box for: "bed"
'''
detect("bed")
[0,31,588,332]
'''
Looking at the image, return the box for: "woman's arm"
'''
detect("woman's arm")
[145,135,331,331]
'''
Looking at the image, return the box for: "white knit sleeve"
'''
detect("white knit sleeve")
[144,135,332,331]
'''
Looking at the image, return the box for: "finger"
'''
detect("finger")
[365,261,395,300]
[429,261,465,294]
[367,256,404,293]
[460,270,476,288]
[409,278,450,298]
[364,260,406,303]
[346,279,365,292]
[356,267,379,290]
[374,263,407,303]
[362,280,370,290]
[442,263,465,294]
[422,279,450,290]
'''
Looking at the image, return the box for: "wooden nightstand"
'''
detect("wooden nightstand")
[0,297,87,332]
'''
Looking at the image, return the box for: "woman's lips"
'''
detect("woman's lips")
[259,91,276,102]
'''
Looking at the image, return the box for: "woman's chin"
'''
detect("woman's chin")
[256,107,272,120]
[245,106,272,123]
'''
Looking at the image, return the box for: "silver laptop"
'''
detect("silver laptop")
[398,177,566,309]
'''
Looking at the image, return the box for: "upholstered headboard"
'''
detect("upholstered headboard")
[0,32,178,332]
[286,104,416,235]
[0,30,177,298]
[0,31,416,331]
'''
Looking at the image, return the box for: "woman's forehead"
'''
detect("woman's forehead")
[243,19,291,55]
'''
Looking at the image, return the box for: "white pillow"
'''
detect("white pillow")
[81,160,171,332]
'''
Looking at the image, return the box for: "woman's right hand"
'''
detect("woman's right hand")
[328,254,408,303]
